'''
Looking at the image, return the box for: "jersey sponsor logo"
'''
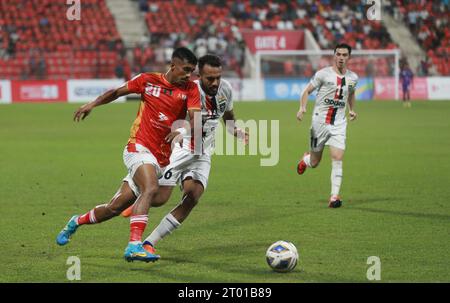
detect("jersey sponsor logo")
[158,112,168,121]
[177,93,187,101]
[145,83,161,97]
[324,98,346,107]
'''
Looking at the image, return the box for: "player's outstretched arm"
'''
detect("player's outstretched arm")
[223,110,249,145]
[348,91,357,121]
[73,84,132,122]
[297,84,315,122]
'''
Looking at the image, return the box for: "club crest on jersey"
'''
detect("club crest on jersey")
[217,96,227,112]
[219,101,226,112]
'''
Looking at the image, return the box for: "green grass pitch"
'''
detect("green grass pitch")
[0,100,449,282]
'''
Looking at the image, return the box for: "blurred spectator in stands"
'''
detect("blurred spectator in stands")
[284,60,294,76]
[28,49,46,80]
[6,26,18,58]
[0,26,5,58]
[115,62,124,79]
[194,39,208,58]
[419,58,429,76]
[36,56,46,80]
[365,59,375,78]
[139,0,149,12]
[407,10,419,32]
[115,40,127,58]
[133,43,143,73]
[115,53,132,80]
[29,51,38,78]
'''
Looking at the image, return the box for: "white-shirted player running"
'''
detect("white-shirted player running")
[296,43,358,208]
[122,54,248,254]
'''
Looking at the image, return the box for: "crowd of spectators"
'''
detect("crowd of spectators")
[0,0,125,79]
[385,0,449,76]
[133,0,399,78]
[1,0,448,80]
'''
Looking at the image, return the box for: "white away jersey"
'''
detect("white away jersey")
[309,66,358,126]
[181,79,233,155]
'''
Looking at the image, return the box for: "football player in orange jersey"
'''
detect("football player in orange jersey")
[56,47,201,263]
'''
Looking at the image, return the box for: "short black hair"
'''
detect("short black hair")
[198,54,222,71]
[172,47,197,65]
[334,43,352,55]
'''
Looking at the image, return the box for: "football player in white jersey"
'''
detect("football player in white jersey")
[122,54,248,254]
[296,43,358,208]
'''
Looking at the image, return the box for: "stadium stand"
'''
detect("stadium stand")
[0,0,125,80]
[137,0,398,77]
[0,0,448,80]
[392,0,449,76]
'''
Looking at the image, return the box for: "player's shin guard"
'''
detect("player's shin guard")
[143,213,180,247]
[331,160,343,197]
[129,215,148,243]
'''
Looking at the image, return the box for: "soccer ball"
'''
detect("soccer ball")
[266,240,299,273]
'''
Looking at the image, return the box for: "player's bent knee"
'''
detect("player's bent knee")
[186,190,203,207]
[182,192,199,208]
[151,196,169,207]
[139,187,159,203]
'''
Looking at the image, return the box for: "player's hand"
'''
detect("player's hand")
[296,108,306,121]
[165,131,183,148]
[235,128,249,145]
[74,103,94,122]
[349,111,357,121]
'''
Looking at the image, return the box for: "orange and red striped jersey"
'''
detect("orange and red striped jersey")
[126,72,201,167]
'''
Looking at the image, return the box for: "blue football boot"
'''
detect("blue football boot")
[124,242,160,263]
[56,215,79,246]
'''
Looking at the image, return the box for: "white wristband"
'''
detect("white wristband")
[176,127,187,136]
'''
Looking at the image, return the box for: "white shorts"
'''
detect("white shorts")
[123,143,164,179]
[310,120,347,152]
[124,145,211,197]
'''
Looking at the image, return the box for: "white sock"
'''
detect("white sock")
[303,154,312,167]
[331,160,343,197]
[143,213,181,246]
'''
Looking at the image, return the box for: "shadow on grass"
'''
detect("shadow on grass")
[344,197,406,206]
[350,206,450,221]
